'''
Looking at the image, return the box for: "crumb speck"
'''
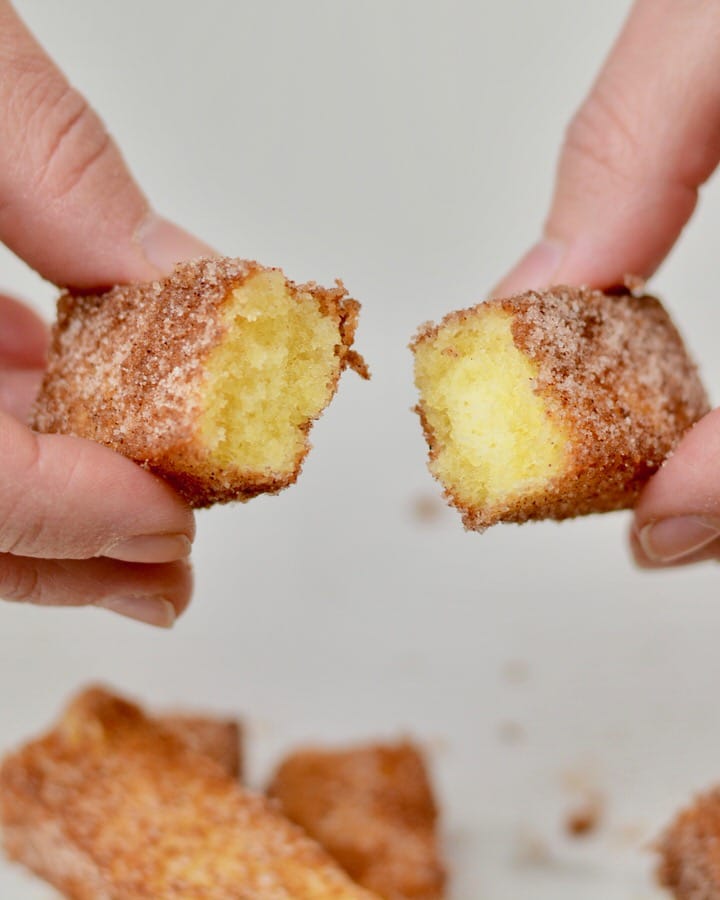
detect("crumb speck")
[564,793,604,839]
[497,721,526,745]
[501,660,530,685]
[411,493,445,523]
[512,827,553,868]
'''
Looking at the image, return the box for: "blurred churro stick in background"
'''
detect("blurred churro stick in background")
[268,740,447,900]
[0,687,379,900]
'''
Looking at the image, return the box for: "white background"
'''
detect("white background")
[1,1,719,897]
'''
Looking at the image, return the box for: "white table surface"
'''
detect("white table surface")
[1,1,718,896]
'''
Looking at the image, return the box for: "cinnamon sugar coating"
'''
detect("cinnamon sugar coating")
[413,286,709,528]
[657,788,720,898]
[158,714,242,780]
[0,688,379,900]
[268,741,446,900]
[31,258,366,508]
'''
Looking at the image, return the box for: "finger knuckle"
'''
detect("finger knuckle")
[0,430,42,554]
[5,61,113,203]
[0,520,45,557]
[563,85,642,185]
[34,85,113,200]
[0,433,74,557]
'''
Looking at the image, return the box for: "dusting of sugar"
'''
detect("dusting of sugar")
[268,741,445,899]
[657,787,720,899]
[31,258,365,508]
[508,286,708,475]
[495,286,709,525]
[412,286,709,528]
[0,688,377,898]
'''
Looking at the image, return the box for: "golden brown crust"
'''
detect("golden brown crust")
[31,258,366,508]
[158,714,242,779]
[268,741,446,900]
[0,688,379,900]
[411,285,709,529]
[657,788,720,898]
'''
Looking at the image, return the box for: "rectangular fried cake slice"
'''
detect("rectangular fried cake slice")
[412,286,708,529]
[268,741,446,899]
[0,687,378,900]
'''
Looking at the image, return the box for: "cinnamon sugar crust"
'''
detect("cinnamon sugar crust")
[268,741,446,900]
[657,788,720,898]
[412,286,709,529]
[0,688,378,899]
[31,258,367,508]
[158,714,242,780]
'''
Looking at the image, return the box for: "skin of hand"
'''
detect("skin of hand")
[493,0,720,569]
[0,1,215,626]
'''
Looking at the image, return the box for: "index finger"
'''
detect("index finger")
[493,0,720,297]
[0,1,212,289]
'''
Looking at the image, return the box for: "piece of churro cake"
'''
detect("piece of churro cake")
[0,687,378,899]
[411,285,708,530]
[269,740,446,899]
[33,258,368,507]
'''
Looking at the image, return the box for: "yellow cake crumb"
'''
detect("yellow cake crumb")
[200,270,341,476]
[413,307,568,512]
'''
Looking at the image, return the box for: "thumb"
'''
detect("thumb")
[0,410,194,562]
[493,0,720,297]
[632,409,720,567]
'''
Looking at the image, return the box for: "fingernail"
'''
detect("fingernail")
[491,238,566,298]
[102,533,192,564]
[97,596,176,628]
[638,516,720,562]
[137,214,216,276]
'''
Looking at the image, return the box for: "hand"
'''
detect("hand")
[493,0,720,568]
[0,2,214,625]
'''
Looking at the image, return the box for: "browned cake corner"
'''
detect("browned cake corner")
[0,687,380,900]
[158,713,242,779]
[411,285,709,530]
[268,740,446,900]
[31,257,368,508]
[657,788,720,899]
